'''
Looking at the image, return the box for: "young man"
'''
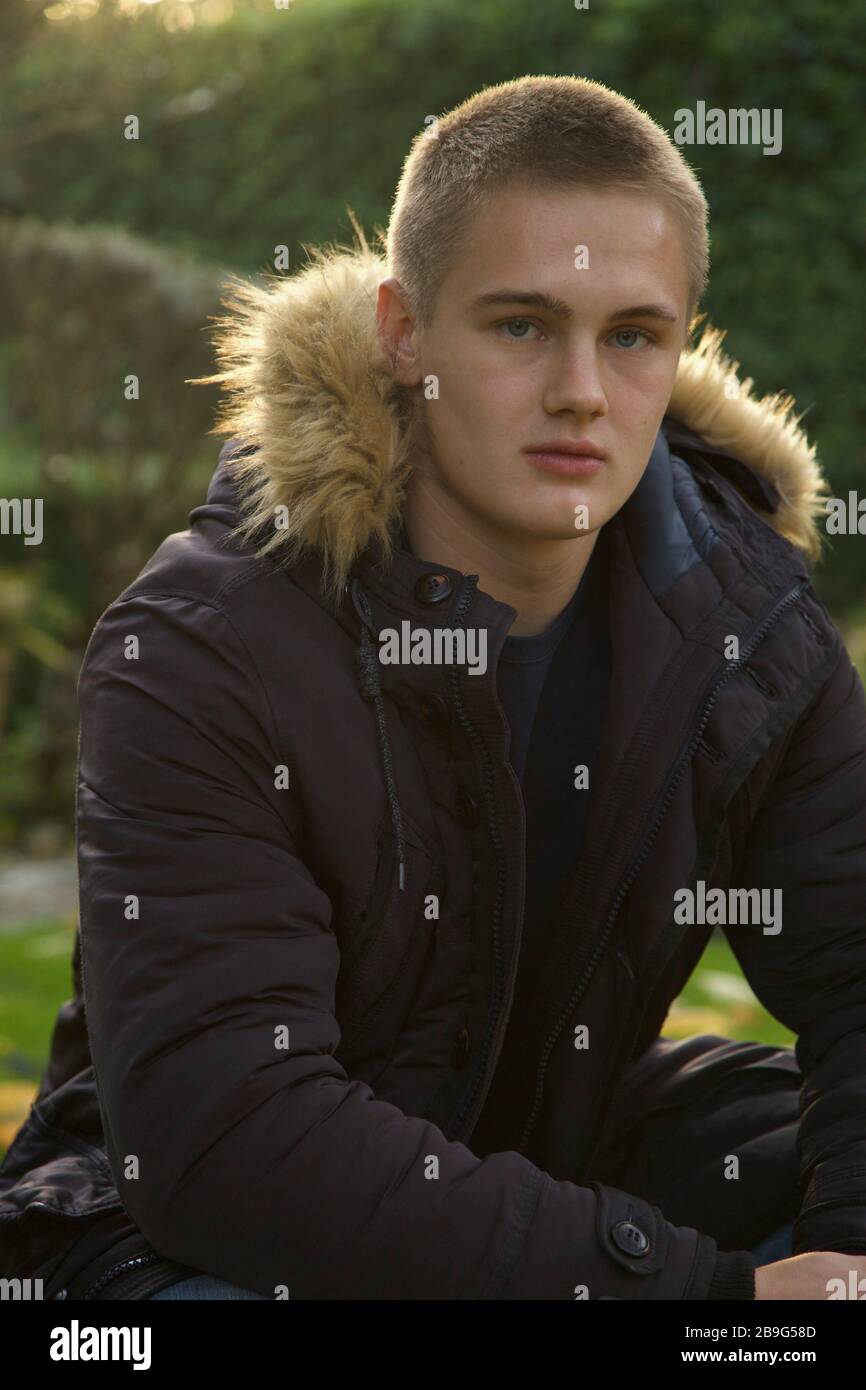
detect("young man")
[2,75,865,1302]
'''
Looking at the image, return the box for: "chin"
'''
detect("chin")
[505,512,590,542]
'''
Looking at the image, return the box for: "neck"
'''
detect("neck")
[402,471,601,637]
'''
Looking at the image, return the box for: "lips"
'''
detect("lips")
[524,439,608,460]
[524,440,608,478]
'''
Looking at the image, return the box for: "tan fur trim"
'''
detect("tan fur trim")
[669,323,829,564]
[190,246,829,595]
[190,241,413,604]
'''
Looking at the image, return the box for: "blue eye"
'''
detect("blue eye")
[497,318,541,341]
[612,328,651,349]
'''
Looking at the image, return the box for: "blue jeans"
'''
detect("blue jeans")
[750,1217,796,1266]
[150,1274,271,1300]
[149,1219,797,1298]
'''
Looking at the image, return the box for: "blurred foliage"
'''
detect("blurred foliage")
[0,213,233,843]
[0,214,225,457]
[0,0,864,842]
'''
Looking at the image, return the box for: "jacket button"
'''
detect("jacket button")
[454,785,480,826]
[419,693,450,726]
[451,1023,471,1068]
[610,1220,650,1256]
[414,573,452,605]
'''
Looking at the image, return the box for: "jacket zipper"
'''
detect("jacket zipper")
[516,581,807,1159]
[444,575,512,1142]
[79,1250,163,1299]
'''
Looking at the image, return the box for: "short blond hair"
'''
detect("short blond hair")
[386,75,709,331]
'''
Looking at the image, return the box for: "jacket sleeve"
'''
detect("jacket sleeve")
[77,590,745,1300]
[725,633,866,1256]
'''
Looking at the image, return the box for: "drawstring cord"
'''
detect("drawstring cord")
[350,577,407,892]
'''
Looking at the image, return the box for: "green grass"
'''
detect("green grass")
[0,916,78,1159]
[666,932,796,1048]
[0,917,78,1085]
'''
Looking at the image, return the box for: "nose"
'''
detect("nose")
[542,338,608,419]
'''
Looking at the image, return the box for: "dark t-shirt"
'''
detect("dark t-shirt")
[496,578,584,786]
[495,527,611,1014]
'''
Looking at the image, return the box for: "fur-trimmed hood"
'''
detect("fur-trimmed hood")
[191,240,829,598]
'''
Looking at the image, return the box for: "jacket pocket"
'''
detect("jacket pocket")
[336,820,437,1039]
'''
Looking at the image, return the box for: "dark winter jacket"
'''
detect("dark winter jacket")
[2,246,866,1301]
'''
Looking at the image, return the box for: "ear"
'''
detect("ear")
[376,277,423,387]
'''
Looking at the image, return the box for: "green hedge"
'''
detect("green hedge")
[0,215,236,844]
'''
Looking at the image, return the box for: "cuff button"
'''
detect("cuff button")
[611,1220,650,1257]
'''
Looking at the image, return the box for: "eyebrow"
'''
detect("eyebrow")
[469,289,679,324]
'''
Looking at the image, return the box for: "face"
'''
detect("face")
[378,182,692,548]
